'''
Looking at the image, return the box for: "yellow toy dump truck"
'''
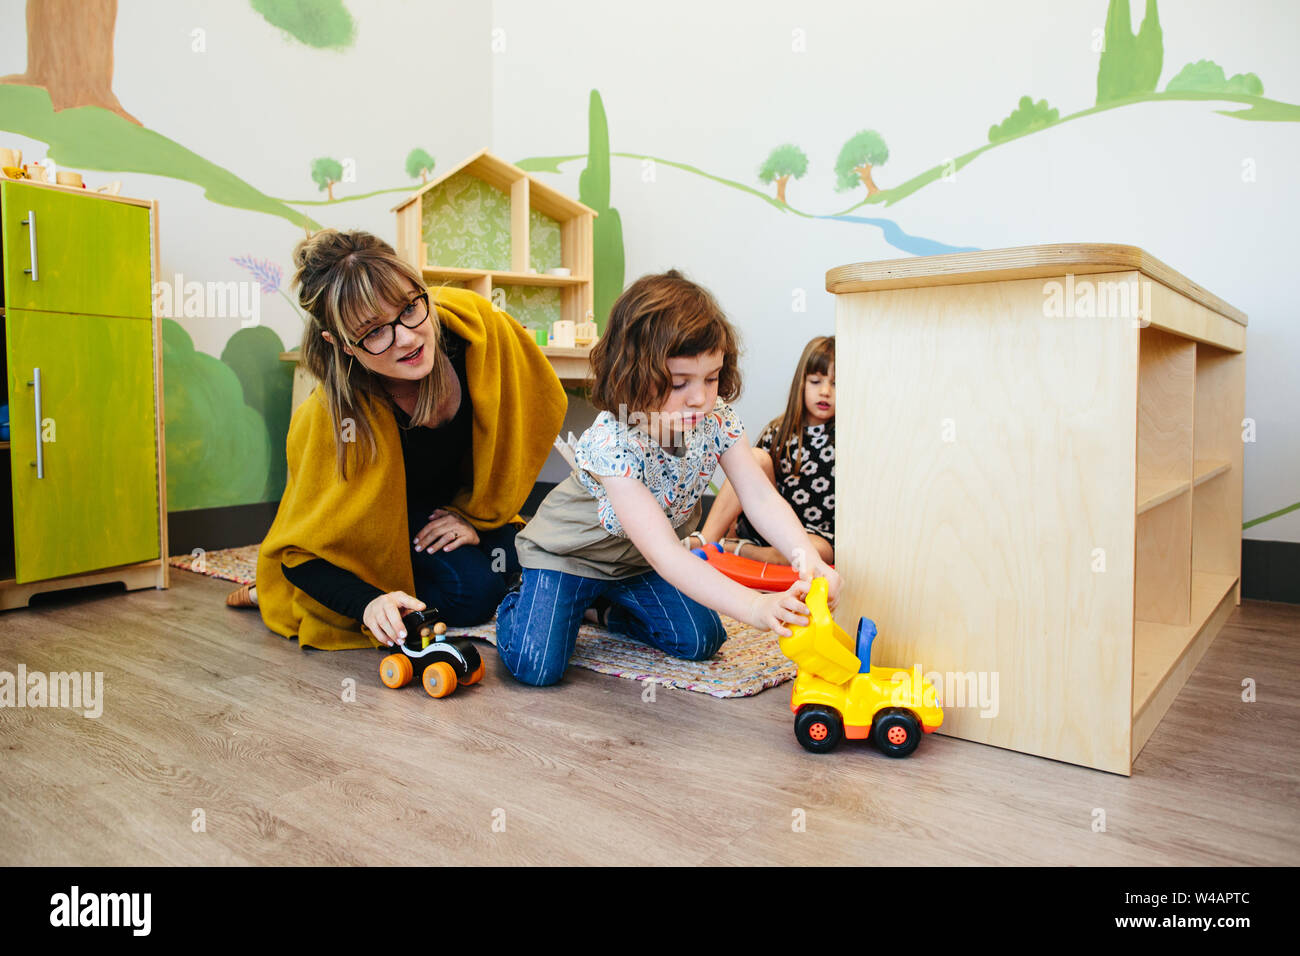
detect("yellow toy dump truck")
[779,578,943,757]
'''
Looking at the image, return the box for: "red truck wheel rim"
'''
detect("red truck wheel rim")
[809,722,829,741]
[887,725,908,745]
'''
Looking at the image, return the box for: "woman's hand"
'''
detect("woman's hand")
[747,579,811,637]
[364,591,426,646]
[415,508,480,553]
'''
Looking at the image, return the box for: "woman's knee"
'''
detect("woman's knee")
[437,575,507,626]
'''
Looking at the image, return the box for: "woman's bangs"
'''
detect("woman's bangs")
[332,260,414,339]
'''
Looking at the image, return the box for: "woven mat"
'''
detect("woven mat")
[174,545,795,698]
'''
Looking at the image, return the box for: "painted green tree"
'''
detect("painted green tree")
[577,90,625,331]
[1167,59,1264,96]
[758,144,809,203]
[834,130,889,196]
[221,326,293,501]
[251,0,356,49]
[162,320,271,510]
[989,96,1060,143]
[1097,0,1163,103]
[311,156,343,200]
[406,148,436,183]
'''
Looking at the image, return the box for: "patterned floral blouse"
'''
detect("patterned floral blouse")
[575,399,746,538]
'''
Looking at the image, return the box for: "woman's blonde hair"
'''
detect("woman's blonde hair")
[765,335,834,471]
[293,229,450,479]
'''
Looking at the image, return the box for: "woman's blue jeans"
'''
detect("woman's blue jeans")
[409,518,521,627]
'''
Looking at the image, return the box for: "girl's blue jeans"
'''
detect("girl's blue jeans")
[495,567,728,686]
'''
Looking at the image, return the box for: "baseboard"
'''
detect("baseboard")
[168,501,280,556]
[166,483,719,557]
[1242,539,1300,604]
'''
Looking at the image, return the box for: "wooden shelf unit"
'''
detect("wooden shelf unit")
[392,149,597,327]
[389,148,598,388]
[827,243,1246,775]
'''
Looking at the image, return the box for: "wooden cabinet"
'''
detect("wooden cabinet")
[0,179,167,608]
[826,244,1246,775]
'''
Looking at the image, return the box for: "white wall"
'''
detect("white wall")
[491,0,1300,540]
[2,0,1294,538]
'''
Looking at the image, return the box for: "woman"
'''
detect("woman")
[227,229,566,650]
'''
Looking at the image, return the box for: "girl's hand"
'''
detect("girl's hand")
[415,509,480,553]
[796,556,842,611]
[748,579,812,637]
[364,591,426,646]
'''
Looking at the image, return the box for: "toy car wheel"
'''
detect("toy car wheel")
[422,661,458,699]
[871,708,922,758]
[794,705,844,754]
[379,653,413,689]
[456,642,484,684]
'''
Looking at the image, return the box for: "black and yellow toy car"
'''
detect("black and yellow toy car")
[377,610,485,699]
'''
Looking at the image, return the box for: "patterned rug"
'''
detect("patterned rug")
[173,545,795,698]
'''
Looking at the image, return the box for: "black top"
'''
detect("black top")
[281,332,473,622]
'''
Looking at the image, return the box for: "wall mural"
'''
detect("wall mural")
[2,0,1295,530]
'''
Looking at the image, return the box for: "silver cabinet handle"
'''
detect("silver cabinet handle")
[29,368,44,479]
[21,209,38,281]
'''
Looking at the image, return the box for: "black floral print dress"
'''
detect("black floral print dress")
[733,420,835,547]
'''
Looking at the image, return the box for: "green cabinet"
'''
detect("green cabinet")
[6,309,159,582]
[0,180,164,607]
[2,180,152,319]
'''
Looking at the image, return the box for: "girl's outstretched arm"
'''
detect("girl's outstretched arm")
[599,473,812,636]
[718,435,842,606]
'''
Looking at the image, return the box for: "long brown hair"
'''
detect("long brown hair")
[293,229,451,479]
[766,335,834,471]
[588,269,741,414]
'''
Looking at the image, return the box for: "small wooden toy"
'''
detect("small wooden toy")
[550,319,576,348]
[780,578,943,757]
[377,609,485,698]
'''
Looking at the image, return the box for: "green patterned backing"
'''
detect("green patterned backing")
[421,172,511,270]
[499,284,561,330]
[529,208,562,272]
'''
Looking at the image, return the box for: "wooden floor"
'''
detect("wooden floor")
[1,569,1298,866]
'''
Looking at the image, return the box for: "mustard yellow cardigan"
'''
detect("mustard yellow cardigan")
[256,287,567,650]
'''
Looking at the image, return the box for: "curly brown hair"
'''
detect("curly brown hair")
[588,269,741,414]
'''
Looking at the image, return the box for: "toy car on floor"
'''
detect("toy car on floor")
[779,578,943,757]
[376,610,484,699]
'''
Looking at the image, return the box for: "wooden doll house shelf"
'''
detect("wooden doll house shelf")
[826,244,1246,775]
[391,148,598,387]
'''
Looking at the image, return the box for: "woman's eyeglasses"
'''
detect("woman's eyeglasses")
[352,291,431,355]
